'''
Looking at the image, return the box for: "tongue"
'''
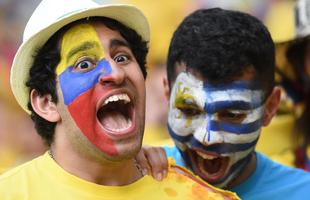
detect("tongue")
[99,111,129,131]
[198,156,222,174]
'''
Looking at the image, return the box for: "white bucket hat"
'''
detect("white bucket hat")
[10,0,150,113]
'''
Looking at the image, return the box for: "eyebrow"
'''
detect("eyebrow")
[109,39,130,50]
[67,41,99,61]
[204,100,259,114]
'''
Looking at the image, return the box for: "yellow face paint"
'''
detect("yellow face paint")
[174,83,201,127]
[56,23,105,75]
[174,83,197,110]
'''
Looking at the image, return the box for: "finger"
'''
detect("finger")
[135,149,151,176]
[144,147,166,181]
[156,147,168,179]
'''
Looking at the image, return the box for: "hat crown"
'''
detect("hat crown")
[295,0,310,38]
[23,0,98,42]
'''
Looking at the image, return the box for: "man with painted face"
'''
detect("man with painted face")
[138,8,310,200]
[0,0,240,199]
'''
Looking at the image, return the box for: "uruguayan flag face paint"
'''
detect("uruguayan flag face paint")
[168,72,265,188]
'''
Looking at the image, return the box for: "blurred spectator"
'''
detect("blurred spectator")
[0,0,45,173]
[280,0,310,171]
[0,78,46,173]
[143,64,171,145]
[260,0,310,170]
[254,0,297,167]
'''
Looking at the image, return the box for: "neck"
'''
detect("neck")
[227,152,257,188]
[49,145,143,186]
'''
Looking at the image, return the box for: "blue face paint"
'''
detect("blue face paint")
[58,59,112,105]
[167,72,265,187]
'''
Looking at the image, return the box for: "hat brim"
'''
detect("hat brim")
[10,4,150,114]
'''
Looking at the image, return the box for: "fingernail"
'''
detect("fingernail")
[142,169,147,176]
[163,170,167,178]
[156,173,162,181]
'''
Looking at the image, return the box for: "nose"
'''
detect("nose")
[194,129,223,146]
[98,62,125,85]
[193,117,223,145]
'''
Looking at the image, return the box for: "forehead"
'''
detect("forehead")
[61,21,124,50]
[56,22,127,75]
[172,72,263,108]
[171,62,256,87]
[61,23,102,50]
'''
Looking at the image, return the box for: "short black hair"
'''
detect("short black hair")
[26,17,148,146]
[167,8,275,97]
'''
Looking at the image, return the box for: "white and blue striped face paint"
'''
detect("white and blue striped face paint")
[168,72,265,188]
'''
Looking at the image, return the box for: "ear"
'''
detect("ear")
[30,89,61,122]
[262,86,281,126]
[163,77,170,101]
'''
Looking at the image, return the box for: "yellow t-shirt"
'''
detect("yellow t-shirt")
[0,152,238,200]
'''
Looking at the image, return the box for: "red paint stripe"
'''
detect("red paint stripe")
[68,86,118,156]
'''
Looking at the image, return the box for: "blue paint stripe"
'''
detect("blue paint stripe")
[214,154,252,185]
[167,125,192,143]
[188,138,258,154]
[59,59,111,105]
[209,119,263,134]
[167,124,259,154]
[203,80,261,91]
[204,100,262,113]
[207,115,211,141]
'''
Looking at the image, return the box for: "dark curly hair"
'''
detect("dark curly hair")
[26,17,149,146]
[167,8,275,97]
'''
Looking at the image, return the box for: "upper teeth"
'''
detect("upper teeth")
[103,94,131,105]
[196,151,217,160]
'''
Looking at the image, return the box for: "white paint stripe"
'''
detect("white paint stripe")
[222,148,254,166]
[209,129,261,144]
[206,89,263,103]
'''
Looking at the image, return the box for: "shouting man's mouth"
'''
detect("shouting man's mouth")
[97,93,135,135]
[189,149,229,183]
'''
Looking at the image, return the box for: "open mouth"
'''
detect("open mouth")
[189,149,229,183]
[97,93,134,135]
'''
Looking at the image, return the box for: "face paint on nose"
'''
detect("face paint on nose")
[56,23,118,156]
[168,72,265,187]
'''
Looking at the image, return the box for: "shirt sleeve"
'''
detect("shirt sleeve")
[163,145,186,167]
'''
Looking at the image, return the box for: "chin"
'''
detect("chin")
[109,133,143,161]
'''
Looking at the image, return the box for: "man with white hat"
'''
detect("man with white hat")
[0,0,239,199]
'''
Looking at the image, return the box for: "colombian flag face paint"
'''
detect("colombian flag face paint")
[56,23,118,156]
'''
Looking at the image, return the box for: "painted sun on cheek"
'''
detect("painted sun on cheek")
[174,83,199,128]
[174,84,196,109]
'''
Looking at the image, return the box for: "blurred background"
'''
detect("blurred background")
[1,0,301,173]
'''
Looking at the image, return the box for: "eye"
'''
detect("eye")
[176,102,202,117]
[73,57,96,72]
[217,110,246,123]
[178,107,202,116]
[114,54,130,64]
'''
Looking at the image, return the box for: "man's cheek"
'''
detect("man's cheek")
[168,111,192,137]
